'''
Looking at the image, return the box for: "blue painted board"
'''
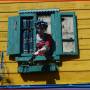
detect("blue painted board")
[7,16,20,55]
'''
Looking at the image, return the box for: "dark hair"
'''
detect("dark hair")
[35,20,48,29]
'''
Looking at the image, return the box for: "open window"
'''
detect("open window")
[7,9,61,73]
[7,9,79,73]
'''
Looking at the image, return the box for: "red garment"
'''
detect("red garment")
[36,33,52,56]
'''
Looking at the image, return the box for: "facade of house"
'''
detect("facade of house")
[0,1,90,85]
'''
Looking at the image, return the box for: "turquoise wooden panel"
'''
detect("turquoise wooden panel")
[7,16,20,55]
[73,15,79,56]
[51,13,56,58]
[16,56,46,62]
[55,12,62,56]
[51,12,61,60]
[18,63,58,73]
[20,13,37,17]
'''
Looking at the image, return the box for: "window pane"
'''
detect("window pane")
[63,41,75,53]
[22,17,34,54]
[61,16,74,40]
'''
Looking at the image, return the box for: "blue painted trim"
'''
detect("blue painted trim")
[61,12,75,16]
[18,63,57,73]
[73,15,79,56]
[7,16,21,55]
[16,56,46,62]
[20,13,36,17]
[19,9,59,14]
[1,84,90,88]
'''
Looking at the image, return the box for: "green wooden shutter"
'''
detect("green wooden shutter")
[7,16,20,55]
[60,12,79,56]
[51,12,62,60]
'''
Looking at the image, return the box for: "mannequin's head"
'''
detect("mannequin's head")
[35,20,48,34]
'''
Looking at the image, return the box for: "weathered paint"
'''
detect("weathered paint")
[0,1,90,85]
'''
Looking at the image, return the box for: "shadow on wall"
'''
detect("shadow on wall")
[20,71,60,84]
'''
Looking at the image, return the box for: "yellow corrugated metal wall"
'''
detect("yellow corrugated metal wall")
[0,1,90,85]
